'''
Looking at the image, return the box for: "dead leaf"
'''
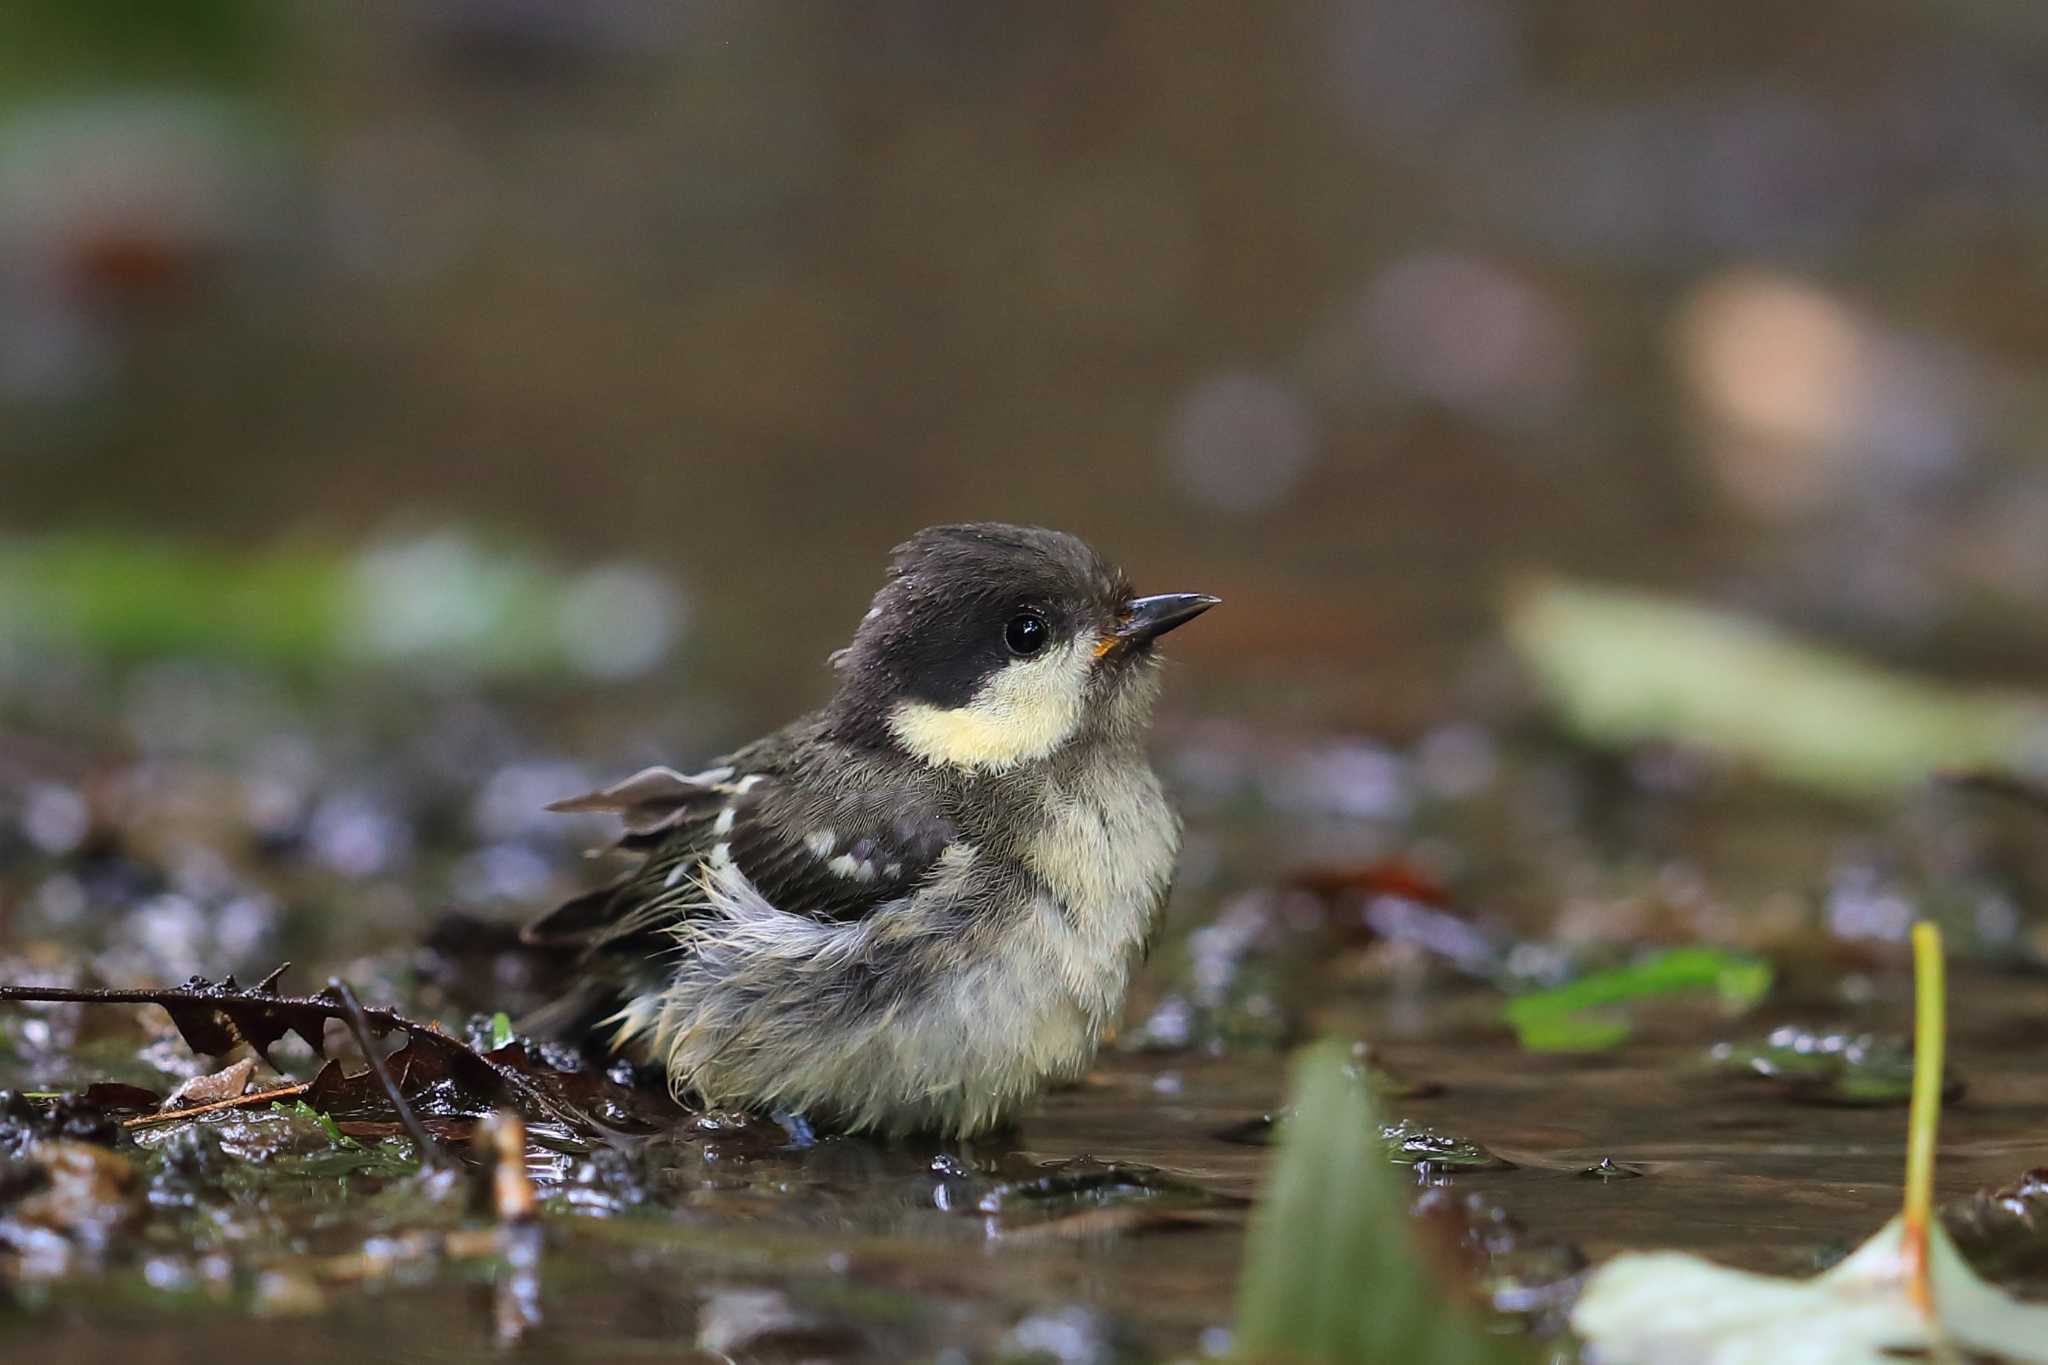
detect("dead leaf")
[0,971,607,1134]
[1572,1215,2048,1364]
[161,1057,257,1111]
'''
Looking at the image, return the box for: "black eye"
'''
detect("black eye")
[1004,611,1049,656]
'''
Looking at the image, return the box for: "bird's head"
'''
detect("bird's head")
[826,523,1217,772]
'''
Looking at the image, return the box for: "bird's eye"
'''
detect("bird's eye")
[1004,611,1050,656]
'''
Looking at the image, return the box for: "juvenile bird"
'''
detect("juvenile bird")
[525,523,1216,1137]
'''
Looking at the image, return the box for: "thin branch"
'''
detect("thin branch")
[329,978,450,1168]
[123,1081,312,1130]
[0,972,589,1134]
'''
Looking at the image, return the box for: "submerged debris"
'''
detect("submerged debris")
[0,971,677,1139]
[479,1111,542,1345]
[940,1155,1241,1240]
[1004,1304,1134,1364]
[694,1286,870,1361]
[1710,1025,1964,1107]
[143,1123,232,1208]
[1,1140,142,1279]
[1214,1109,1511,1171]
[1380,1120,1516,1173]
[0,1089,122,1155]
[1943,1168,2048,1295]
[1411,1186,1587,1334]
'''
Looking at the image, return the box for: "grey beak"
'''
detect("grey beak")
[1112,592,1221,647]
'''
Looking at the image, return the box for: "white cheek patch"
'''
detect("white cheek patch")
[887,637,1090,772]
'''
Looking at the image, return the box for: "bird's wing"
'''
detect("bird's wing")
[706,771,957,924]
[522,750,956,951]
[521,763,738,949]
[540,763,736,837]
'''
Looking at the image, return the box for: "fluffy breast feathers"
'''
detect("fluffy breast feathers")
[526,741,1180,1135]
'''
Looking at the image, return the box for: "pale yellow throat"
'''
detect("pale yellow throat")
[885,639,1089,772]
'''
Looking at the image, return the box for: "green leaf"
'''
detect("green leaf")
[1235,1041,1523,1364]
[272,1099,359,1150]
[1504,947,1772,1052]
[1709,1027,1945,1106]
[1505,575,2048,799]
[0,529,681,680]
[488,1012,515,1051]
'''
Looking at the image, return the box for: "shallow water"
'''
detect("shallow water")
[4,655,2048,1362]
[8,935,2047,1360]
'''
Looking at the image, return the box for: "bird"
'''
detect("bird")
[522,523,1217,1138]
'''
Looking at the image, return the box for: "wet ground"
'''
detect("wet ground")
[4,643,2048,1363]
[8,972,2047,1362]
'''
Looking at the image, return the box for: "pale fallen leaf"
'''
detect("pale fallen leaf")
[1572,1213,2048,1364]
[1504,575,2048,799]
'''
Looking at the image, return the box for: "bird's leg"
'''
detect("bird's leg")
[772,1110,818,1148]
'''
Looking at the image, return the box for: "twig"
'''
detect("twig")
[483,1108,544,1346]
[0,972,589,1135]
[483,1111,537,1223]
[330,978,450,1169]
[0,970,296,1009]
[123,1081,311,1129]
[1,983,211,1005]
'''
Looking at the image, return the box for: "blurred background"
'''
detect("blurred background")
[10,0,2048,726]
[6,0,2048,983]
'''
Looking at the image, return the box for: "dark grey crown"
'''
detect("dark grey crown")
[827,523,1131,718]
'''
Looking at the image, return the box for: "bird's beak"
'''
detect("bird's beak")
[1097,592,1221,657]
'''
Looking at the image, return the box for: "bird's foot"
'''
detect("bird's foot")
[771,1110,818,1148]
